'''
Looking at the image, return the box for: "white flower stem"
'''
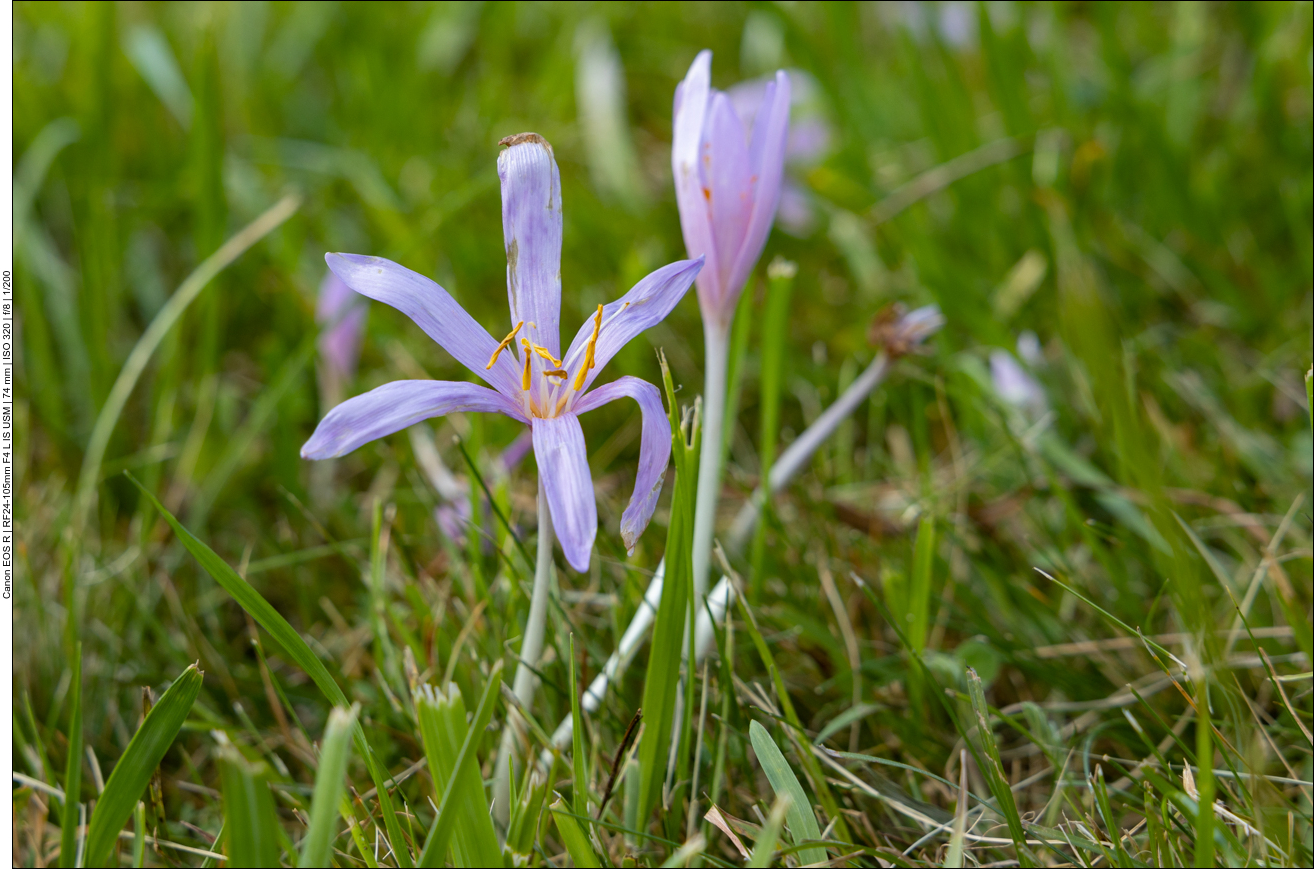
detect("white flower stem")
[494,482,555,825]
[691,318,730,608]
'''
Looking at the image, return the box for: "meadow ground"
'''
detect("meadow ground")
[11,2,1314,866]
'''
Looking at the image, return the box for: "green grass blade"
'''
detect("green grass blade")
[550,797,602,867]
[83,663,203,869]
[299,705,358,868]
[965,668,1031,866]
[569,633,590,818]
[415,661,503,868]
[218,744,282,868]
[749,721,827,866]
[59,643,83,869]
[1091,765,1129,868]
[722,284,754,470]
[1193,676,1215,867]
[746,792,791,868]
[908,516,936,652]
[944,750,969,868]
[750,260,795,603]
[635,354,698,825]
[127,472,414,867]
[133,801,147,868]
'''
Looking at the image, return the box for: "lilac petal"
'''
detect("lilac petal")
[561,257,703,393]
[325,253,522,398]
[702,91,753,306]
[302,380,527,459]
[672,51,722,318]
[499,135,563,358]
[573,376,671,553]
[728,69,790,299]
[532,414,597,572]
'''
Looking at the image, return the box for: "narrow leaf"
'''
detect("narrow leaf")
[746,792,791,868]
[550,798,602,868]
[83,664,203,868]
[219,745,281,867]
[299,705,358,868]
[965,668,1032,866]
[416,661,503,868]
[569,634,589,818]
[60,643,83,869]
[748,721,826,866]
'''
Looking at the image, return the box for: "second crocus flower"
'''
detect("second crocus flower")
[673,49,790,604]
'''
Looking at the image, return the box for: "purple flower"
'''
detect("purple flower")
[672,50,790,328]
[316,271,367,396]
[303,134,703,571]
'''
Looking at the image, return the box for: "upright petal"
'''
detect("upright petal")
[499,134,564,358]
[532,414,597,572]
[702,91,753,306]
[326,253,523,397]
[302,380,527,459]
[672,51,722,316]
[561,257,703,393]
[573,377,671,553]
[727,70,790,297]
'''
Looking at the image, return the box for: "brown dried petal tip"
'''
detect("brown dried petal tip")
[499,132,552,152]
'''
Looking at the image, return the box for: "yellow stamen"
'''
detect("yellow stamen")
[486,321,523,369]
[521,350,532,390]
[572,305,606,391]
[554,393,570,416]
[532,344,562,367]
[543,368,568,378]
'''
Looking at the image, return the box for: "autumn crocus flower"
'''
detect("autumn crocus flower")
[303,134,702,573]
[672,49,790,604]
[302,133,701,821]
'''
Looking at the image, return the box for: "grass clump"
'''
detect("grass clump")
[12,2,1311,866]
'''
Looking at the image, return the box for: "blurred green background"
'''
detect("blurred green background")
[12,1,1313,864]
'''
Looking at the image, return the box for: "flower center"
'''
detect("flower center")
[488,303,628,419]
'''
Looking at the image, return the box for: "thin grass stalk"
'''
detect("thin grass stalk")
[495,484,555,823]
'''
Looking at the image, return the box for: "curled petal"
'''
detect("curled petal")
[499,135,564,358]
[727,69,790,302]
[561,257,703,393]
[574,377,671,553]
[302,380,527,459]
[532,414,597,572]
[325,253,523,397]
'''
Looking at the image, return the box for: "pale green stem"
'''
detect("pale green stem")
[494,483,555,825]
[691,318,730,608]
